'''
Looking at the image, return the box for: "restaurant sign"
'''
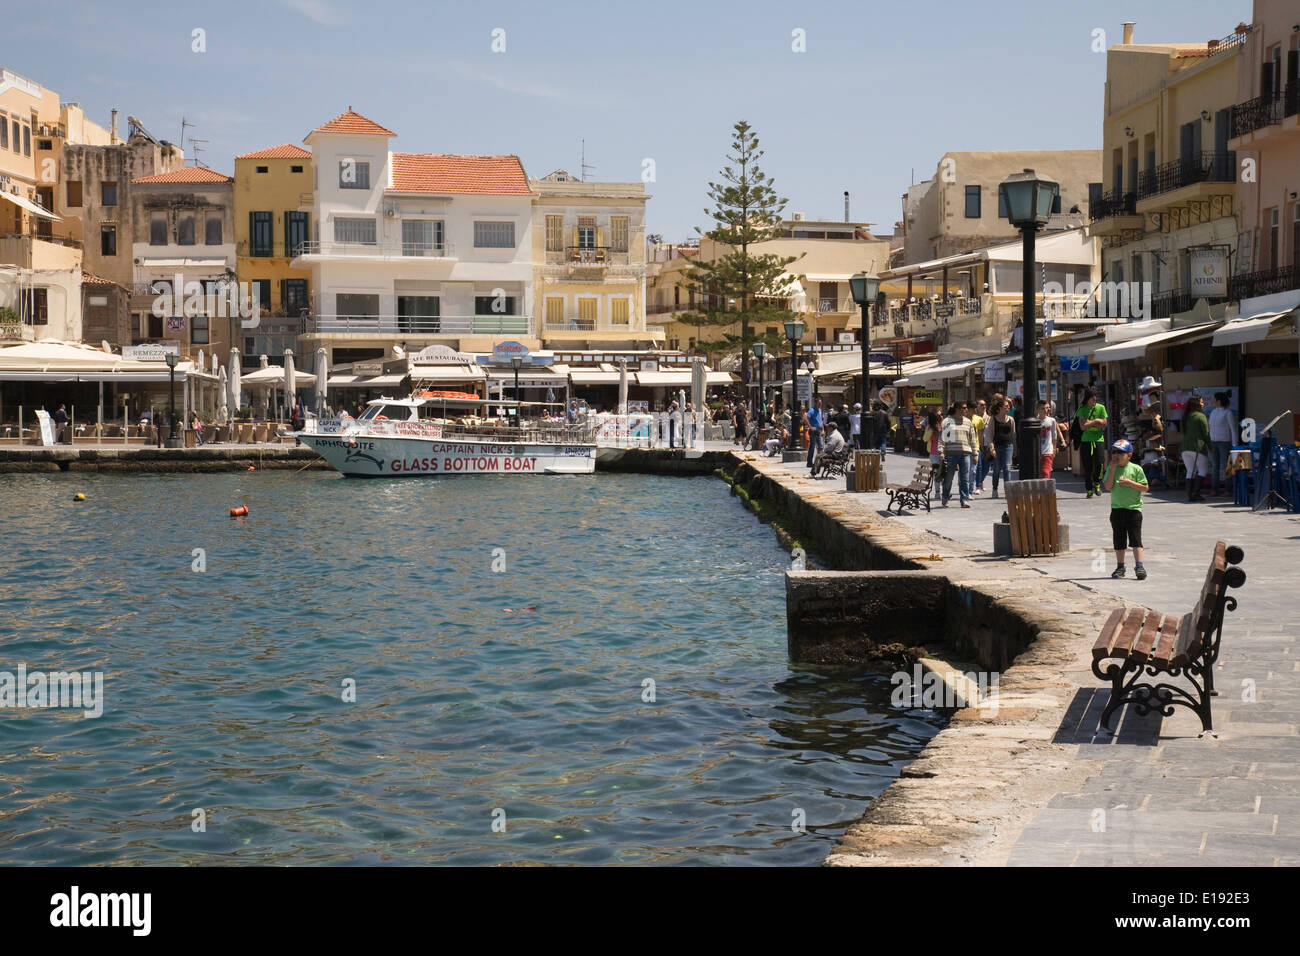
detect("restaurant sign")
[122,344,180,362]
[491,340,530,364]
[911,389,943,405]
[1189,248,1228,298]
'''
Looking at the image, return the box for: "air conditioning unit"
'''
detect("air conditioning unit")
[384,206,397,218]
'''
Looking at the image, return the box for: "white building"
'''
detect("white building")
[294,108,538,367]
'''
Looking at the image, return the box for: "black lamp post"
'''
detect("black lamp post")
[784,319,804,448]
[511,356,523,423]
[850,272,880,408]
[165,351,179,447]
[753,341,766,423]
[999,168,1059,481]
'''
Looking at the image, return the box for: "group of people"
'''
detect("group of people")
[799,398,891,471]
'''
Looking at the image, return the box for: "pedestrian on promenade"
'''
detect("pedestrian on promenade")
[53,403,69,443]
[192,413,204,446]
[1207,392,1238,496]
[989,398,1016,498]
[1181,395,1210,502]
[871,402,891,459]
[1104,438,1148,580]
[1075,388,1109,498]
[922,411,943,500]
[971,398,988,492]
[764,424,786,456]
[668,401,681,448]
[733,401,748,448]
[941,402,978,508]
[849,402,862,449]
[804,398,823,467]
[1037,400,1066,478]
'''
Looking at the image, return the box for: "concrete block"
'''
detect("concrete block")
[782,449,804,463]
[993,523,1070,556]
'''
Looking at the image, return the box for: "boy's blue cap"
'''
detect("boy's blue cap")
[1111,439,1133,454]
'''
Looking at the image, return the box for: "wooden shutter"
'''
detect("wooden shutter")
[578,298,597,322]
[596,227,605,249]
[612,299,629,324]
[571,226,579,249]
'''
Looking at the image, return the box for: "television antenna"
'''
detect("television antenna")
[180,116,195,151]
[188,138,209,165]
[580,139,595,182]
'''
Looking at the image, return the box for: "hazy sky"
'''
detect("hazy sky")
[15,0,1248,239]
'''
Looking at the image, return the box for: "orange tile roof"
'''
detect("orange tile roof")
[131,166,233,184]
[81,273,129,291]
[390,153,532,196]
[309,108,395,137]
[236,143,311,160]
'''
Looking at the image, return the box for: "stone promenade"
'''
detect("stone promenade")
[731,443,1300,866]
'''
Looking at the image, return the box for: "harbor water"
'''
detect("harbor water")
[0,471,942,865]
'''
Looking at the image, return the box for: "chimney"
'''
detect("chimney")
[110,109,118,142]
[844,190,850,223]
[1122,21,1135,45]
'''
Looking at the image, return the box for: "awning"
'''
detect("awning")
[570,370,625,385]
[328,374,362,386]
[1212,308,1298,347]
[0,191,60,221]
[361,373,406,388]
[410,365,485,382]
[636,371,693,387]
[909,357,988,383]
[1091,323,1219,362]
[891,357,940,386]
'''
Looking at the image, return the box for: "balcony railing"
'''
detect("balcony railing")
[238,239,313,258]
[1136,151,1236,201]
[817,297,858,313]
[1089,189,1137,222]
[1229,264,1299,301]
[0,231,82,249]
[294,240,456,259]
[544,318,596,331]
[306,314,531,335]
[1151,289,1196,318]
[1287,80,1300,119]
[1231,94,1283,138]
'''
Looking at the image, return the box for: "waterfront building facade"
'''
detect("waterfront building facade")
[294,108,537,368]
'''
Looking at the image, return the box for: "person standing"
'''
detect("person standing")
[683,402,696,448]
[1075,388,1109,498]
[971,398,988,492]
[989,399,1016,498]
[922,411,943,501]
[1038,400,1066,479]
[1180,395,1210,502]
[1207,392,1238,496]
[849,402,862,450]
[804,398,823,467]
[53,403,69,444]
[1104,439,1148,580]
[871,402,891,459]
[733,401,748,448]
[940,402,978,507]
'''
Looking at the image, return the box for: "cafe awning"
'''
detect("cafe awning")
[908,357,987,383]
[570,369,624,385]
[1212,307,1298,347]
[1091,323,1220,362]
[0,191,60,220]
[410,364,485,382]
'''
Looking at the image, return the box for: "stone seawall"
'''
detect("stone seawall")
[0,446,330,473]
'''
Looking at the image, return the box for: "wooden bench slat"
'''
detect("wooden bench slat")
[1131,611,1163,663]
[1148,613,1184,666]
[1092,609,1125,660]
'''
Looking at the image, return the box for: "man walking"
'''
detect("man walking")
[849,402,862,450]
[1075,388,1109,498]
[941,402,978,508]
[1038,400,1066,478]
[872,402,891,459]
[804,398,823,467]
[53,403,70,444]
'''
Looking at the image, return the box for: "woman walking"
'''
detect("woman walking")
[1180,395,1210,502]
[922,411,943,501]
[989,398,1016,498]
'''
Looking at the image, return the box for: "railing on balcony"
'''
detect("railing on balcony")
[1231,94,1283,138]
[1136,151,1236,200]
[1150,289,1196,318]
[306,314,531,335]
[1229,264,1299,301]
[0,231,83,249]
[1089,188,1138,222]
[544,318,596,331]
[1286,80,1300,119]
[816,297,858,313]
[294,240,456,259]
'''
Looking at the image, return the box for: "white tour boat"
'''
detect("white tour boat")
[299,395,597,477]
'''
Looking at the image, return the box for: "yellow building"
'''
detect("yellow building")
[1087,19,1245,319]
[234,143,313,361]
[529,170,653,348]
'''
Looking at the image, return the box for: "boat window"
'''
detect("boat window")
[360,404,413,421]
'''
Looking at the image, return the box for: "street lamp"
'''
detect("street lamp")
[999,168,1059,481]
[165,351,180,447]
[850,272,880,408]
[752,341,766,422]
[784,319,804,448]
[510,356,523,424]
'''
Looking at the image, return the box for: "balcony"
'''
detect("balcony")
[816,297,858,314]
[544,318,596,332]
[1135,152,1236,214]
[305,314,531,336]
[1231,94,1282,139]
[1087,189,1142,236]
[0,232,83,269]
[1288,81,1300,120]
[1229,264,1299,301]
[293,240,457,260]
[238,239,314,258]
[0,321,35,342]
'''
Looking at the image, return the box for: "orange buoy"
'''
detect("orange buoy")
[230,505,249,517]
[247,465,255,471]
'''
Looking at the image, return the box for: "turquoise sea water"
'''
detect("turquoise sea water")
[0,471,941,865]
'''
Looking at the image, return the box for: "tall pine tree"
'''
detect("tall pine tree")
[682,121,802,382]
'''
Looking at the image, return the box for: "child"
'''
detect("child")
[1103,439,1149,580]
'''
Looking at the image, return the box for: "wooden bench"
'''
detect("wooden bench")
[812,445,851,478]
[1091,541,1245,734]
[1004,479,1061,556]
[885,461,934,513]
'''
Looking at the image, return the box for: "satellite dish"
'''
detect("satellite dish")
[392,345,406,358]
[101,340,113,353]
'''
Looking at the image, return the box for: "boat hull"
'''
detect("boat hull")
[299,433,596,477]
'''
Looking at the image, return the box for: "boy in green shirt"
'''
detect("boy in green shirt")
[1103,439,1149,579]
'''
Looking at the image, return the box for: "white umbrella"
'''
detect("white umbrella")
[197,348,205,373]
[283,349,296,422]
[228,349,242,420]
[617,361,629,448]
[691,358,706,446]
[217,365,229,427]
[314,347,328,417]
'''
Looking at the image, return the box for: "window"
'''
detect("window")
[66,181,82,207]
[577,215,596,249]
[545,215,563,252]
[37,138,51,151]
[997,188,1007,219]
[150,212,167,245]
[101,224,117,256]
[285,211,309,256]
[11,121,18,151]
[334,217,376,245]
[473,220,514,248]
[475,295,517,315]
[20,288,48,325]
[338,160,370,189]
[251,211,273,255]
[401,219,443,255]
[545,297,565,324]
[611,298,630,325]
[192,313,209,344]
[397,295,440,333]
[1051,193,1062,214]
[337,293,379,317]
[178,213,195,245]
[290,165,303,173]
[577,297,597,323]
[282,278,309,314]
[253,279,272,312]
[101,182,118,206]
[1267,207,1279,270]
[0,116,6,149]
[964,185,981,218]
[22,124,30,156]
[205,214,222,245]
[611,216,629,252]
[256,166,268,174]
